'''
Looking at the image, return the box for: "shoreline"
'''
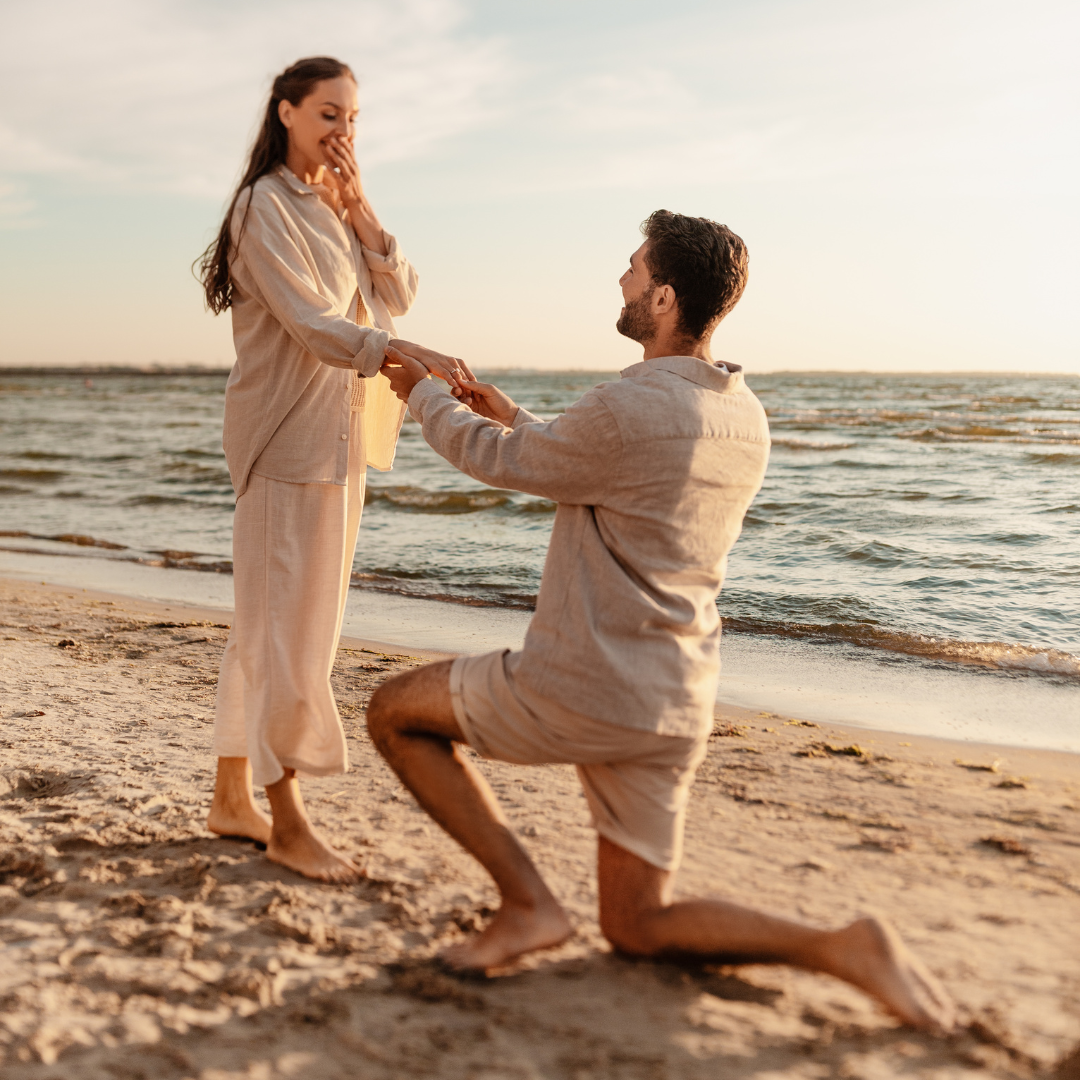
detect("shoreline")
[5,575,1077,774]
[3,557,1078,755]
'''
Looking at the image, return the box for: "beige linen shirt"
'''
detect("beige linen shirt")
[408,356,771,738]
[222,166,418,498]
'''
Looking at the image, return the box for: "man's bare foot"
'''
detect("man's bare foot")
[266,820,361,884]
[442,900,572,972]
[207,798,272,845]
[829,915,956,1031]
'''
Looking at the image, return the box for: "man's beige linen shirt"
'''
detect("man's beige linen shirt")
[408,357,771,737]
[223,166,418,498]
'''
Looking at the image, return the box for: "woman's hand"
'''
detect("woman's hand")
[381,348,431,403]
[459,380,520,427]
[388,339,476,394]
[322,134,388,255]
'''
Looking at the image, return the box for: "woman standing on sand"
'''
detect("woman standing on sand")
[198,56,473,882]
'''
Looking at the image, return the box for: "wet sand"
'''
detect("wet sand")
[1,577,1078,1079]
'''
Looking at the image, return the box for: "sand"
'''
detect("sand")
[1,577,1078,1080]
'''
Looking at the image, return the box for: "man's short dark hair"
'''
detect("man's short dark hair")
[641,210,748,340]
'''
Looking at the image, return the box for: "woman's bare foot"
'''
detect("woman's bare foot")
[266,819,361,884]
[208,756,272,844]
[207,799,272,845]
[442,899,572,972]
[828,915,956,1031]
[262,769,359,883]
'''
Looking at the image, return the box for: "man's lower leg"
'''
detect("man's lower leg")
[368,666,571,969]
[597,837,954,1031]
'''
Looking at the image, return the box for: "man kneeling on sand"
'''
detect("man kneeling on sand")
[369,210,955,1031]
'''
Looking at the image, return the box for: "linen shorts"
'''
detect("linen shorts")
[449,649,708,872]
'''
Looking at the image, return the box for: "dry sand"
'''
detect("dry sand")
[1,577,1078,1080]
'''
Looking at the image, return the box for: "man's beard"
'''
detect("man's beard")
[616,287,657,345]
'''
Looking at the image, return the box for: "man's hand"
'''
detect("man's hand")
[388,339,475,393]
[459,380,520,427]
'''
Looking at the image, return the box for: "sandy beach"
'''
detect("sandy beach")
[1,576,1078,1079]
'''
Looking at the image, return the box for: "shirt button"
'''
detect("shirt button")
[340,433,348,440]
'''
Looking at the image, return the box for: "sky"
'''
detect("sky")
[0,0,1077,372]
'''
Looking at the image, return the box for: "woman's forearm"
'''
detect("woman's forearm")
[345,195,388,256]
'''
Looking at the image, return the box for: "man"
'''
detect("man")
[369,211,955,1031]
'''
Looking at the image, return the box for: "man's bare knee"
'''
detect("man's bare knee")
[365,677,404,752]
[365,659,462,754]
[599,901,666,958]
[597,836,672,957]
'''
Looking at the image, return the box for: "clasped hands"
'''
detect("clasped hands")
[381,342,519,427]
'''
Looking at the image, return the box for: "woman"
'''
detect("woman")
[198,56,473,882]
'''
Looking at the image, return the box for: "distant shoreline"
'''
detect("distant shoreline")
[0,365,233,376]
[1,365,1076,379]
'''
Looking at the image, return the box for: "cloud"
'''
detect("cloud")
[470,0,1079,199]
[0,182,37,228]
[0,0,511,213]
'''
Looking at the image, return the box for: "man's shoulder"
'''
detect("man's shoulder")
[592,367,769,443]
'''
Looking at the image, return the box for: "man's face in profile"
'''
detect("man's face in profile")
[616,242,657,345]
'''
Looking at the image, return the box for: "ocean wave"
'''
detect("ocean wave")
[365,485,555,515]
[722,616,1080,679]
[350,573,537,610]
[0,468,66,482]
[161,462,233,483]
[123,494,234,508]
[150,552,232,572]
[770,438,856,451]
[0,531,231,574]
[1025,451,1080,466]
[52,533,126,550]
[899,428,1080,445]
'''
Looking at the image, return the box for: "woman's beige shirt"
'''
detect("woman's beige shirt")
[222,166,418,498]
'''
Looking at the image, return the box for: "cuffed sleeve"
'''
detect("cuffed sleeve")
[406,374,446,422]
[408,379,621,505]
[231,189,388,375]
[511,407,544,428]
[362,233,419,317]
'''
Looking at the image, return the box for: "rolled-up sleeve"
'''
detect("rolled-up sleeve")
[362,234,419,318]
[407,379,621,505]
[232,190,389,376]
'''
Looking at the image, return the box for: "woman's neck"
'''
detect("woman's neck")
[285,148,325,188]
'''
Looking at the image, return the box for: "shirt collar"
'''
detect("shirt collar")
[620,355,744,393]
[275,165,317,197]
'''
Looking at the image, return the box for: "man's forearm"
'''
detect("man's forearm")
[407,379,614,506]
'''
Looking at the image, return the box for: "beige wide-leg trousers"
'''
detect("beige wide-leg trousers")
[213,407,366,787]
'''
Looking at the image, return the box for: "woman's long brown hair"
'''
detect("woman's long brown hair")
[196,56,355,314]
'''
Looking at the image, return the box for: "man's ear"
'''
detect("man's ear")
[651,283,677,317]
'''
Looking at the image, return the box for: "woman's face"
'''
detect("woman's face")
[278,76,359,175]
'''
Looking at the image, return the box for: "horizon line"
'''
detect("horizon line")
[1,364,1076,379]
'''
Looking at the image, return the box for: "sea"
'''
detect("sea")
[2,368,1078,751]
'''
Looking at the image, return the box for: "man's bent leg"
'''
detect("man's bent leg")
[367,661,571,969]
[597,836,955,1031]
